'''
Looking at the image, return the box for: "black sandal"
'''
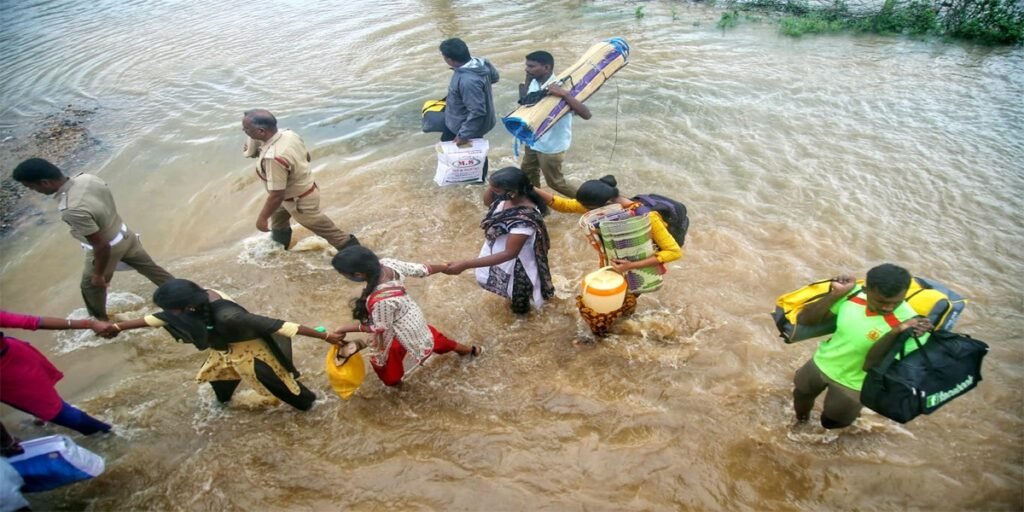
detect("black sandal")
[470,345,483,357]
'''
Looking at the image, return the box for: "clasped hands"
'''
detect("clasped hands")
[326,326,385,346]
[96,322,121,339]
[439,261,467,275]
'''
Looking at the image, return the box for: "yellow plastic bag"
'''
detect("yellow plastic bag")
[325,344,365,400]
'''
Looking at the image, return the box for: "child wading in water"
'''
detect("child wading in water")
[331,246,481,386]
[445,167,554,314]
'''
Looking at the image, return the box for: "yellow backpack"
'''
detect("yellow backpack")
[772,276,966,343]
[325,345,365,400]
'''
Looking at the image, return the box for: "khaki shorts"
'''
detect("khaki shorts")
[793,358,862,427]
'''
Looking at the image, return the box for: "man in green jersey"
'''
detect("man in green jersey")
[793,263,932,429]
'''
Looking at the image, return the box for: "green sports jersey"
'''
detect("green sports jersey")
[813,290,930,391]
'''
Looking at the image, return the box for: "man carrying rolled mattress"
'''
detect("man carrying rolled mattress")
[518,50,592,198]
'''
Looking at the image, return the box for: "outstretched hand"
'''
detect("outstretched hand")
[443,261,469,275]
[427,263,450,275]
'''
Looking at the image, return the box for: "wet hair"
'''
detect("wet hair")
[244,109,277,131]
[439,38,471,64]
[525,51,554,68]
[490,167,549,215]
[575,175,620,209]
[865,263,912,297]
[12,158,64,183]
[153,279,211,310]
[331,246,382,322]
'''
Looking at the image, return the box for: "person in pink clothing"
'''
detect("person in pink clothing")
[0,311,113,436]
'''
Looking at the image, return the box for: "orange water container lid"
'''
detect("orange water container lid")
[583,268,627,296]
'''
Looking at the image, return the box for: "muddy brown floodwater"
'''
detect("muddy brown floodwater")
[1,1,1021,510]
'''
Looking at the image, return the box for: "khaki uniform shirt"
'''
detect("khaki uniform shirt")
[255,130,315,199]
[55,174,125,244]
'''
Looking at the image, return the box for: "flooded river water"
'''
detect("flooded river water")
[1,0,1022,509]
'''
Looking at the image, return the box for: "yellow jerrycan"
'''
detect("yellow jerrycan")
[581,267,628,314]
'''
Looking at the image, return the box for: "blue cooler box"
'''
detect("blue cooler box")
[5,435,105,492]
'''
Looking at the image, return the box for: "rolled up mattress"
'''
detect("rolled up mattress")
[503,37,630,146]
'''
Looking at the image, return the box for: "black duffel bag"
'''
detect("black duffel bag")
[861,329,988,424]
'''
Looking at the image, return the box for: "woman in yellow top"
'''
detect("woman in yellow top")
[533,174,683,274]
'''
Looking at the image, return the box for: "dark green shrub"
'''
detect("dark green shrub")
[717,0,1023,44]
[852,0,938,35]
[718,10,741,28]
[780,14,846,35]
[943,0,1024,44]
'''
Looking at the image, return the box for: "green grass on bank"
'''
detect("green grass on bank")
[715,0,1023,44]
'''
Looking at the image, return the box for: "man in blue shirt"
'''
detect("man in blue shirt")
[518,51,592,198]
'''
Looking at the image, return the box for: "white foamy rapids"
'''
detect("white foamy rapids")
[234,235,293,269]
[786,424,841,445]
[233,233,335,270]
[189,388,261,435]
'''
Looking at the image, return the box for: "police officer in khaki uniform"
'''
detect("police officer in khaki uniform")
[13,158,175,321]
[241,109,359,251]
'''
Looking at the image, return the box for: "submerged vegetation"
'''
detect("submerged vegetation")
[718,0,1024,43]
[717,9,742,29]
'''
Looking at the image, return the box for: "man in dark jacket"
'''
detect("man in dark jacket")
[439,38,500,178]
